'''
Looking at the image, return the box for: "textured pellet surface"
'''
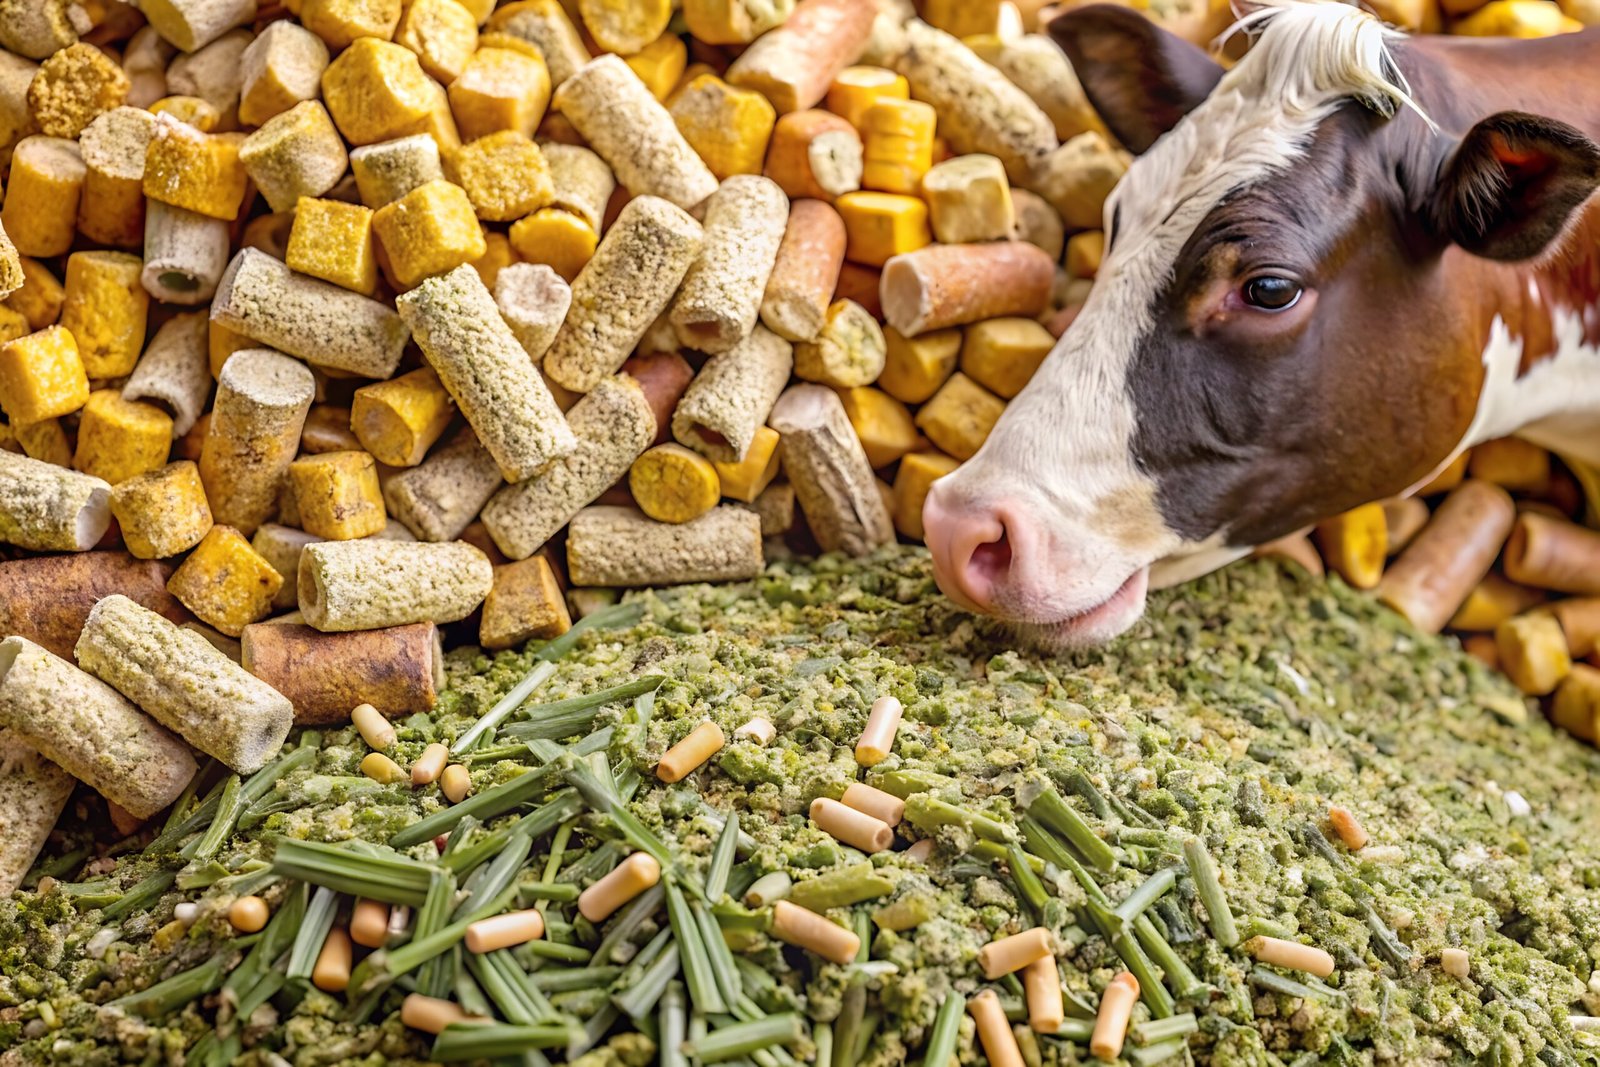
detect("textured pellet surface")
[671,325,794,464]
[567,504,763,586]
[298,538,493,632]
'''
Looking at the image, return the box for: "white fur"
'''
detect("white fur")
[1465,311,1600,463]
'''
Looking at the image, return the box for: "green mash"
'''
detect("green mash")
[3,548,1600,1066]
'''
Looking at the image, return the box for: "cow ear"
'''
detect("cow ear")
[1429,111,1600,261]
[1046,4,1223,154]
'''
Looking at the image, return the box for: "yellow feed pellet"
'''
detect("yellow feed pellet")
[73,390,173,485]
[143,117,248,221]
[288,450,388,541]
[446,130,553,222]
[668,73,776,181]
[508,208,597,282]
[321,38,440,147]
[395,0,479,84]
[351,367,456,467]
[59,252,150,380]
[0,325,89,426]
[835,191,930,267]
[625,33,688,100]
[447,46,550,142]
[1,137,86,257]
[372,179,488,289]
[286,198,379,295]
[166,524,284,637]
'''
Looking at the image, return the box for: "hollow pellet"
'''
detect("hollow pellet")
[297,538,493,632]
[762,199,847,342]
[382,426,505,543]
[479,374,656,561]
[840,782,904,827]
[544,196,704,394]
[855,695,902,766]
[0,635,197,819]
[726,0,877,114]
[199,347,316,536]
[123,311,210,438]
[75,594,294,773]
[553,55,717,211]
[540,142,615,231]
[768,384,894,556]
[578,852,663,922]
[493,262,571,361]
[810,797,893,853]
[0,728,73,895]
[397,263,575,483]
[78,106,157,250]
[142,199,230,305]
[657,721,726,783]
[0,552,185,658]
[566,504,764,588]
[466,909,546,953]
[241,621,443,724]
[212,248,411,380]
[771,900,860,965]
[0,450,111,552]
[671,175,789,354]
[671,325,794,464]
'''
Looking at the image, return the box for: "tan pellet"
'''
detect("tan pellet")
[1023,955,1064,1034]
[312,926,353,993]
[793,299,886,388]
[657,720,726,783]
[383,426,505,543]
[198,348,316,536]
[969,33,1102,143]
[0,729,73,895]
[840,782,904,827]
[1377,480,1516,634]
[141,0,256,52]
[298,539,494,632]
[230,895,270,933]
[553,55,718,211]
[350,898,390,948]
[398,263,576,483]
[810,796,893,853]
[142,200,230,305]
[78,107,158,250]
[881,242,1056,337]
[1027,131,1128,231]
[922,154,1015,244]
[349,134,444,209]
[541,142,615,231]
[768,384,894,556]
[726,0,877,114]
[980,927,1052,980]
[1245,936,1336,978]
[465,908,547,954]
[671,175,790,354]
[485,2,589,87]
[544,196,704,394]
[1441,947,1470,978]
[494,262,572,361]
[734,717,777,746]
[855,695,902,766]
[565,504,764,588]
[0,451,111,552]
[361,751,407,784]
[1089,972,1139,1061]
[771,900,860,964]
[969,989,1023,1067]
[401,993,479,1035]
[671,325,794,464]
[412,742,448,785]
[238,21,329,128]
[122,312,210,440]
[441,763,472,803]
[1327,805,1369,850]
[352,702,397,750]
[578,852,663,922]
[904,838,935,863]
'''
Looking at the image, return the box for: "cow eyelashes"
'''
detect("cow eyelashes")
[1242,275,1302,311]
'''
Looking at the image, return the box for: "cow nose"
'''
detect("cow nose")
[923,486,1016,613]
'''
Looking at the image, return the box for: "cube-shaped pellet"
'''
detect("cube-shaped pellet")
[711,424,781,503]
[669,73,776,181]
[447,130,553,222]
[922,154,1014,245]
[913,372,1005,461]
[484,0,588,86]
[166,524,283,637]
[447,46,551,142]
[350,134,443,208]
[287,198,378,295]
[960,318,1056,400]
[0,325,88,425]
[480,555,571,649]
[1,137,85,257]
[239,21,331,128]
[59,252,149,380]
[301,0,403,49]
[321,38,440,147]
[892,450,960,541]
[508,208,596,283]
[110,461,214,559]
[350,367,455,467]
[239,101,350,214]
[27,42,129,139]
[371,179,487,288]
[877,326,960,405]
[289,450,388,540]
[395,0,479,84]
[163,29,252,129]
[143,116,248,221]
[472,232,516,290]
[1066,231,1104,280]
[73,389,172,485]
[835,191,930,267]
[624,33,687,99]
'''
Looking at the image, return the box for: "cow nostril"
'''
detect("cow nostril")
[968,532,1013,586]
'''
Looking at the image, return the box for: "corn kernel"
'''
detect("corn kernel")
[837,386,918,469]
[110,460,214,558]
[669,73,777,181]
[167,524,284,637]
[0,326,88,425]
[287,198,379,295]
[372,179,488,288]
[624,33,688,100]
[712,424,781,503]
[915,372,1005,461]
[27,42,130,139]
[448,46,550,142]
[321,38,441,147]
[835,191,930,267]
[922,154,1014,245]
[4,258,64,331]
[301,0,403,48]
[396,0,479,84]
[73,389,173,485]
[1,137,85,258]
[351,367,455,467]
[508,207,596,282]
[289,450,389,540]
[892,450,959,541]
[860,99,937,195]
[148,95,220,131]
[58,252,148,382]
[826,66,909,129]
[144,117,248,221]
[960,317,1055,400]
[447,130,554,222]
[239,20,331,128]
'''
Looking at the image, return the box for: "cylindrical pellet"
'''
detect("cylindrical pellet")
[1382,496,1431,555]
[1504,511,1600,595]
[0,450,112,552]
[726,0,877,114]
[979,927,1052,979]
[494,263,572,361]
[2,137,85,258]
[351,898,391,948]
[240,621,443,724]
[1089,973,1139,1061]
[621,351,695,447]
[78,107,158,250]
[0,729,74,895]
[768,384,895,556]
[1377,480,1516,634]
[312,926,353,993]
[764,110,862,202]
[352,704,397,752]
[289,451,387,541]
[761,200,847,343]
[771,900,860,964]
[566,505,764,588]
[61,251,149,381]
[578,852,663,922]
[465,909,547,953]
[1447,573,1545,632]
[0,552,184,658]
[630,444,722,525]
[480,375,657,560]
[142,200,230,305]
[212,249,411,380]
[1552,598,1600,659]
[401,994,480,1034]
[412,742,448,786]
[1024,956,1064,1034]
[0,635,197,819]
[860,98,937,195]
[810,796,893,852]
[298,539,493,632]
[251,524,321,610]
[199,348,316,536]
[123,311,210,438]
[383,426,506,543]
[360,751,406,783]
[855,695,902,766]
[1496,612,1571,696]
[111,461,214,560]
[140,0,255,52]
[657,720,726,783]
[671,326,794,463]
[881,242,1056,336]
[545,197,704,394]
[793,299,886,388]
[1244,936,1336,978]
[671,175,789,354]
[397,264,576,483]
[75,593,295,774]
[840,782,904,827]
[1552,664,1600,742]
[970,989,1024,1067]
[541,142,615,231]
[553,55,718,210]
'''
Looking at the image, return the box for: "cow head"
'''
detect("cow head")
[922,0,1600,649]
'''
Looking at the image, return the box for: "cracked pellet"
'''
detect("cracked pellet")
[0,450,111,552]
[670,175,789,354]
[671,325,793,464]
[298,538,493,632]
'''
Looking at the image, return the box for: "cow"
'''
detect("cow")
[921,0,1600,650]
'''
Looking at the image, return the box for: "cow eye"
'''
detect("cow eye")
[1243,276,1302,311]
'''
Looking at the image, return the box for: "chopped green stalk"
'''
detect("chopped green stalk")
[1182,837,1239,947]
[562,759,680,885]
[488,950,556,1020]
[103,868,178,921]
[1247,967,1344,1003]
[560,840,627,887]
[522,940,592,963]
[453,959,494,1018]
[417,868,460,999]
[1364,906,1414,969]
[541,820,576,885]
[1114,867,1178,926]
[667,881,726,1014]
[225,885,305,999]
[517,882,581,904]
[1132,1013,1199,1046]
[697,803,759,854]
[867,768,959,798]
[1053,1019,1097,1042]
[1134,915,1206,1000]
[175,861,230,890]
[529,965,621,992]
[1026,784,1116,873]
[593,883,665,965]
[31,847,87,882]
[353,883,520,994]
[788,863,893,912]
[903,795,1009,844]
[921,989,964,1067]
[271,837,435,906]
[542,601,646,659]
[239,741,319,808]
[454,660,559,754]
[232,969,285,1026]
[974,840,1045,872]
[1020,817,1079,873]
[661,982,689,1067]
[813,1023,833,1067]
[832,983,866,1067]
[696,900,743,1008]
[163,759,217,832]
[108,954,228,1016]
[432,1023,576,1061]
[706,812,740,900]
[614,942,681,1019]
[569,1003,620,1059]
[1084,900,1172,1019]
[453,830,533,921]
[848,1010,879,1066]
[143,792,222,855]
[1128,1037,1190,1066]
[743,872,791,908]
[1007,843,1049,913]
[501,675,667,743]
[684,1014,805,1063]
[436,790,586,870]
[615,926,672,988]
[286,886,339,980]
[191,774,243,862]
